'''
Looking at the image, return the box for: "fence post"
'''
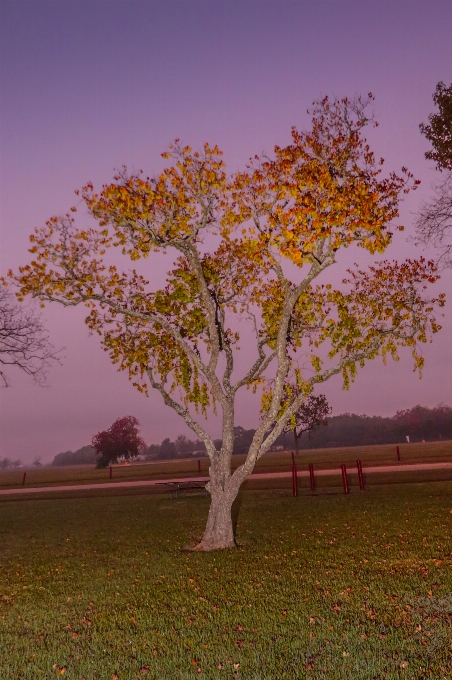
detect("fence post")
[292,464,298,497]
[396,445,400,461]
[356,459,365,490]
[341,464,350,494]
[109,465,112,479]
[22,472,26,486]
[309,463,315,491]
[197,459,201,474]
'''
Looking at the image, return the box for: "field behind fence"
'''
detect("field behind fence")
[0,440,451,492]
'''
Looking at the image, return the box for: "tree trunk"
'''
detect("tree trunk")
[194,485,238,551]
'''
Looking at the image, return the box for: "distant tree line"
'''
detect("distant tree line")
[281,404,452,449]
[49,404,452,466]
[143,405,452,457]
[143,405,451,457]
[51,445,97,466]
[145,434,222,460]
[0,457,22,469]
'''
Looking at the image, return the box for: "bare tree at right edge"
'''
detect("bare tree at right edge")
[415,82,452,268]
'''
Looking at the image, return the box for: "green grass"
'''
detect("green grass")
[1,483,451,679]
[1,440,451,490]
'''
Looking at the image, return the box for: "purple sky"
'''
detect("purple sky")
[1,1,451,463]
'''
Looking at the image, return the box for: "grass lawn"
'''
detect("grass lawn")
[1,483,451,679]
[1,440,451,490]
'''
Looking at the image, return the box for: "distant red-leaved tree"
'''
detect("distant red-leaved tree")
[92,416,146,468]
[283,392,331,454]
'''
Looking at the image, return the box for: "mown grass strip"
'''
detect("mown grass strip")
[1,482,451,678]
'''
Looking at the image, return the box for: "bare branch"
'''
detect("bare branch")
[0,288,61,387]
[414,171,452,268]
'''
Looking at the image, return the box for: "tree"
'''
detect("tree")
[419,82,452,172]
[233,426,257,454]
[282,392,331,455]
[0,457,22,470]
[9,94,444,550]
[92,416,145,468]
[0,287,60,386]
[144,443,161,460]
[159,437,177,459]
[415,82,452,267]
[51,445,96,467]
[175,434,191,456]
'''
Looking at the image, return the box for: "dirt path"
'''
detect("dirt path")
[0,462,451,496]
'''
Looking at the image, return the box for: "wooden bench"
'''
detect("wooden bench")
[156,481,208,500]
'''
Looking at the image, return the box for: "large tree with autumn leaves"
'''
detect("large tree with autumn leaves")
[9,95,444,550]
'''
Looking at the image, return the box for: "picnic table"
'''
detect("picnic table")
[156,480,208,500]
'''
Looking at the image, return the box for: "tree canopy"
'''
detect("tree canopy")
[92,416,146,469]
[8,94,445,549]
[420,81,452,171]
[282,392,331,454]
[51,446,96,467]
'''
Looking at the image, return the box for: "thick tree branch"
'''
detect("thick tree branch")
[146,367,216,459]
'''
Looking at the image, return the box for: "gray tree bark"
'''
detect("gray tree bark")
[194,451,240,550]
